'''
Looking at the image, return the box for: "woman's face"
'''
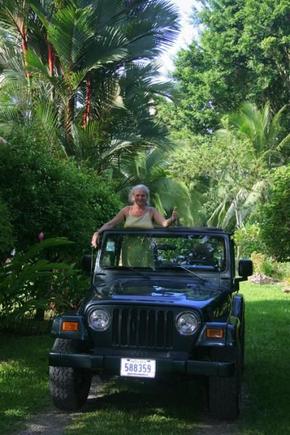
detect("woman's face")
[133,189,147,206]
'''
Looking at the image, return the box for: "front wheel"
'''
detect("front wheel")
[208,370,240,420]
[49,338,92,411]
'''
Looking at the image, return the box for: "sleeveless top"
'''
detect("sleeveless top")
[124,209,154,229]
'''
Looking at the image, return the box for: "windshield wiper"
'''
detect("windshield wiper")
[158,264,208,283]
[119,266,154,280]
[179,264,208,282]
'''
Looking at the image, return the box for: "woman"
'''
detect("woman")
[91,184,177,248]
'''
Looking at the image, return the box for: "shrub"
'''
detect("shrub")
[0,133,121,253]
[258,166,290,261]
[234,224,265,257]
[276,262,290,284]
[0,196,14,262]
[251,252,283,281]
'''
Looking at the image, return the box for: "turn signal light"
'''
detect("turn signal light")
[206,328,224,339]
[61,321,79,332]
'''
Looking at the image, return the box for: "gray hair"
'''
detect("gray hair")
[128,184,150,204]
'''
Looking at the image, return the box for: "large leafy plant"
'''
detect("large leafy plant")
[0,237,89,321]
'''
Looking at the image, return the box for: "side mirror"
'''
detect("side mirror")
[82,255,92,273]
[238,259,253,280]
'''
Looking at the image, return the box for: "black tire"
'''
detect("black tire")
[49,338,92,411]
[208,370,240,420]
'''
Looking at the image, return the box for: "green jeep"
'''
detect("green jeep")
[49,227,252,420]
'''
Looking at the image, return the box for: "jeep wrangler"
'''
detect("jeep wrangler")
[49,227,252,420]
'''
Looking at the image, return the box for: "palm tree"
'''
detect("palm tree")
[0,0,179,157]
[0,0,31,77]
[207,102,290,229]
[74,62,177,172]
[225,102,290,167]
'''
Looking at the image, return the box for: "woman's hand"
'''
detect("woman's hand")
[152,207,178,227]
[91,231,99,248]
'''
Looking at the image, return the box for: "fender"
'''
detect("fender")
[231,294,244,320]
[51,315,89,341]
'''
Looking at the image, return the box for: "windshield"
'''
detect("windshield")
[100,233,226,272]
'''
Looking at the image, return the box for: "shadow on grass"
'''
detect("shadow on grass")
[67,377,207,435]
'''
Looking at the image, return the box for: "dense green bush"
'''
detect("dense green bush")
[0,130,121,321]
[0,133,121,253]
[0,196,14,261]
[258,165,290,261]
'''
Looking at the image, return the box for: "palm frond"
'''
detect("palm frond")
[125,0,180,58]
[47,2,95,69]
[34,100,68,157]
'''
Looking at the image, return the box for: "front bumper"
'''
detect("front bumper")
[49,351,234,377]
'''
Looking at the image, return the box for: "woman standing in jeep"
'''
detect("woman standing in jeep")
[91,184,177,248]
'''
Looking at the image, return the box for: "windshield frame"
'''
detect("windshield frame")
[97,228,230,275]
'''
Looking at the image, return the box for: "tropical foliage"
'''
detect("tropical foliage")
[0,237,86,320]
[160,0,290,135]
[166,101,290,232]
[1,0,290,323]
[159,0,290,262]
[116,147,194,224]
[0,195,14,261]
[0,0,183,320]
[0,0,179,163]
[258,165,290,261]
[0,130,121,251]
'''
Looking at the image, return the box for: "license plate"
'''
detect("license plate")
[120,358,156,378]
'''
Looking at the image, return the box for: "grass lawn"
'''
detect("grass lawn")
[1,282,290,434]
[0,334,53,434]
[239,282,290,434]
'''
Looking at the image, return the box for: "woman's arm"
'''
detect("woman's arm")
[91,207,129,247]
[152,207,177,227]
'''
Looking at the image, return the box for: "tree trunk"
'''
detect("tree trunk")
[48,42,55,100]
[48,42,55,77]
[82,77,92,128]
[20,23,31,79]
[64,95,75,153]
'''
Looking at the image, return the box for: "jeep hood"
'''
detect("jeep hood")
[92,277,228,309]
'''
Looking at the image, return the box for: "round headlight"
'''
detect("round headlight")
[88,309,111,331]
[176,311,200,336]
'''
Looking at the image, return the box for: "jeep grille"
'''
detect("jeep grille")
[112,307,174,349]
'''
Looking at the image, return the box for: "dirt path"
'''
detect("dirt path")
[15,380,102,435]
[15,409,77,435]
[16,410,241,435]
[15,378,243,435]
